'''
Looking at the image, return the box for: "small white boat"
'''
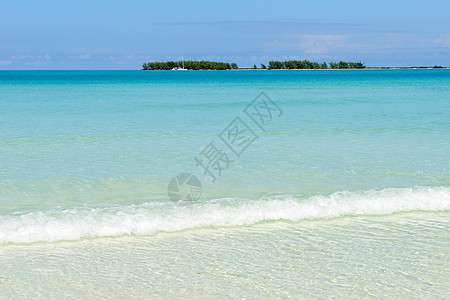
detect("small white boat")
[172,59,188,70]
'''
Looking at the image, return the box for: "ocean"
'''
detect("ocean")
[0,70,449,298]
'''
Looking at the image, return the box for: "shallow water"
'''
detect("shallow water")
[1,212,448,299]
[0,70,449,298]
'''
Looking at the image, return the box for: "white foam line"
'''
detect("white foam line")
[1,186,449,244]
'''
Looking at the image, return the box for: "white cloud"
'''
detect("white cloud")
[0,60,12,65]
[380,33,430,49]
[281,55,300,60]
[24,60,49,66]
[262,40,291,51]
[104,54,155,65]
[264,34,354,54]
[263,32,450,60]
[6,54,51,66]
[293,34,352,54]
[10,54,33,59]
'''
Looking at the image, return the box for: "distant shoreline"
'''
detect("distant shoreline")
[137,67,450,71]
[156,67,450,70]
[364,66,449,69]
[141,59,449,70]
[233,67,450,70]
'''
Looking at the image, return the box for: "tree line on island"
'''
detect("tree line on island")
[142,61,238,70]
[141,60,365,70]
[266,60,365,69]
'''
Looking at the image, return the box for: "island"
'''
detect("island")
[141,60,367,70]
[141,60,449,70]
[142,60,238,70]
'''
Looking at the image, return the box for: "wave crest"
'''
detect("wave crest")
[1,186,449,244]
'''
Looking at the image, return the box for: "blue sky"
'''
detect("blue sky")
[1,0,450,69]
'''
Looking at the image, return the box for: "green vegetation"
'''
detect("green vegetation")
[141,59,371,70]
[268,60,365,69]
[142,60,237,70]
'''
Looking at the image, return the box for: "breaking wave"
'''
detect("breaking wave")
[1,186,449,244]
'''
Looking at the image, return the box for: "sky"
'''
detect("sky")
[1,0,450,69]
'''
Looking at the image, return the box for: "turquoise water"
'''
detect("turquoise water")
[0,70,449,298]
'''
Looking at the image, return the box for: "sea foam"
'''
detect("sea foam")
[1,186,449,244]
